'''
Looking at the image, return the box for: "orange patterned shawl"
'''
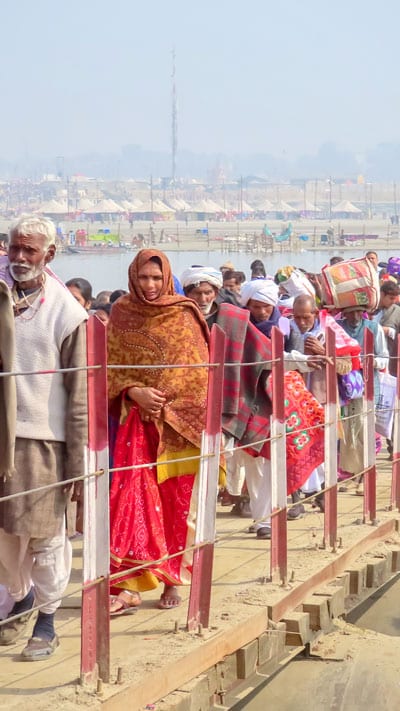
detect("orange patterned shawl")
[107,250,210,449]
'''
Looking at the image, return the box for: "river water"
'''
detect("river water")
[53,247,394,294]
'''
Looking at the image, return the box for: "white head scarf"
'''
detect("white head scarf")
[180,267,223,291]
[280,269,315,298]
[240,279,279,307]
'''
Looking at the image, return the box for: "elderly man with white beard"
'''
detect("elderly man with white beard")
[0,215,87,660]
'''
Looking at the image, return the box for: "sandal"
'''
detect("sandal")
[158,586,182,610]
[110,590,141,617]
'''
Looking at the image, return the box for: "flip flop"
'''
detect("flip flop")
[157,592,182,610]
[110,591,141,617]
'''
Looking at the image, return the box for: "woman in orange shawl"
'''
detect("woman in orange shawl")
[107,250,209,614]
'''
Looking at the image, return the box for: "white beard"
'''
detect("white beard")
[199,301,215,315]
[9,261,45,284]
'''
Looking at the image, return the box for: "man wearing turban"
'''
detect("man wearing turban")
[180,267,223,317]
[181,267,325,539]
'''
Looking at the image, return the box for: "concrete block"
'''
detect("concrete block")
[270,620,286,654]
[329,572,350,597]
[270,621,286,657]
[345,564,367,595]
[282,611,312,646]
[391,548,400,572]
[366,556,391,588]
[301,597,330,631]
[236,640,258,680]
[313,585,345,619]
[204,665,218,696]
[158,690,191,711]
[257,624,286,675]
[216,654,237,693]
[258,631,274,666]
[178,674,211,711]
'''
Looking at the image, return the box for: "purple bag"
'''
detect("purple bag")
[338,370,364,404]
[387,257,400,276]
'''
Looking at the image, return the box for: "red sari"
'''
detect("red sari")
[107,250,209,594]
[110,406,196,592]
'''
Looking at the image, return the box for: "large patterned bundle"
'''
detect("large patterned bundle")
[321,257,379,311]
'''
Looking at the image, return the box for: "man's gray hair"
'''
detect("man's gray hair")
[9,214,56,249]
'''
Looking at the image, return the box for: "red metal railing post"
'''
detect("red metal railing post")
[187,324,225,631]
[323,326,338,550]
[363,327,376,523]
[391,334,400,510]
[80,316,110,683]
[270,327,287,584]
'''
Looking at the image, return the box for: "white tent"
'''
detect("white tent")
[127,199,144,210]
[234,200,255,213]
[205,199,225,212]
[190,199,225,214]
[273,200,297,213]
[131,200,175,214]
[167,198,192,211]
[153,199,175,213]
[332,200,362,214]
[89,199,124,213]
[255,199,275,212]
[76,198,95,211]
[120,200,138,211]
[36,199,69,215]
[300,200,321,213]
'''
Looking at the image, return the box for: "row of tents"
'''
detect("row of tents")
[33,197,364,217]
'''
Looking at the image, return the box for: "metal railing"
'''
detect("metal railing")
[1,316,400,687]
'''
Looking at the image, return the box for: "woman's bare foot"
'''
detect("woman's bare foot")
[158,585,182,609]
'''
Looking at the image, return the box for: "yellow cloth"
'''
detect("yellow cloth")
[157,447,200,483]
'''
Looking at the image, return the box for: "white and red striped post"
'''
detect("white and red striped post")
[323,326,338,549]
[270,326,287,584]
[363,327,377,523]
[80,315,110,683]
[391,334,400,510]
[187,324,225,631]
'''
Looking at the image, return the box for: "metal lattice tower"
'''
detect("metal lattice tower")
[171,49,177,186]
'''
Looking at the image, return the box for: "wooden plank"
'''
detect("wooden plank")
[101,517,399,710]
[101,610,270,711]
[267,517,398,622]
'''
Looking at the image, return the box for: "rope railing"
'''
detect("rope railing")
[0,401,395,504]
[3,318,400,685]
[0,351,398,379]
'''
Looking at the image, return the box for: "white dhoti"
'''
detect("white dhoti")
[0,519,72,614]
[301,464,325,494]
[224,438,246,496]
[240,450,272,529]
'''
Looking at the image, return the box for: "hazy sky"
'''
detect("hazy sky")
[1,0,399,160]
